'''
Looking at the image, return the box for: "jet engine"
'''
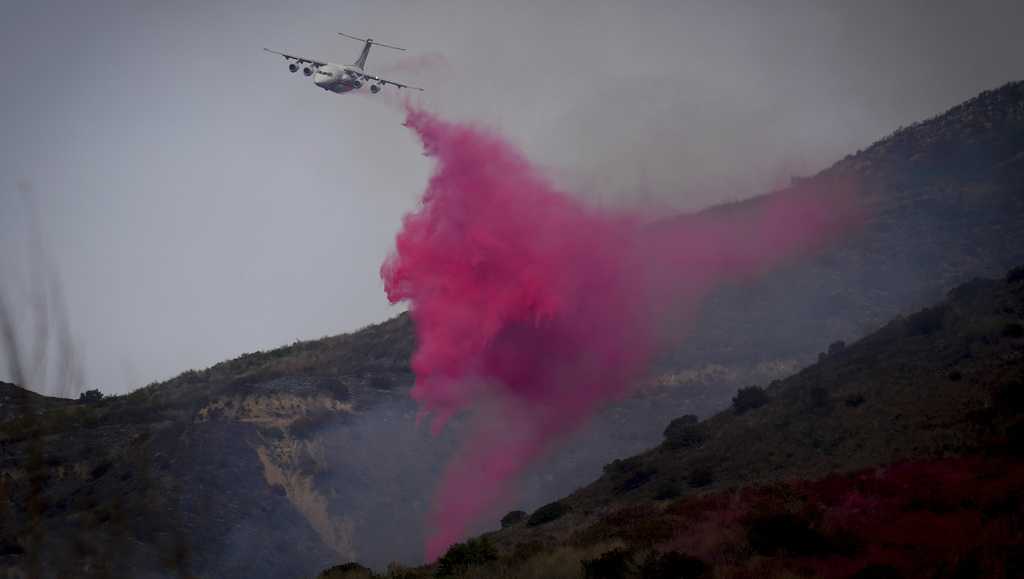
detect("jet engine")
[370,84,381,94]
[288,61,300,73]
[303,65,316,76]
[353,80,363,89]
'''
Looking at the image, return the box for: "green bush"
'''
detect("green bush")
[845,393,866,407]
[603,457,641,475]
[0,540,26,557]
[318,562,374,578]
[614,468,656,495]
[435,537,497,577]
[827,340,846,356]
[850,564,903,579]
[686,466,713,488]
[906,306,947,336]
[732,386,769,414]
[809,386,830,409]
[639,551,707,579]
[1008,421,1024,455]
[663,416,705,449]
[79,389,104,403]
[581,548,634,579]
[994,380,1024,415]
[1003,322,1023,338]
[508,540,546,564]
[527,501,570,527]
[746,513,829,556]
[501,510,527,528]
[289,411,338,439]
[653,481,682,500]
[1006,266,1024,284]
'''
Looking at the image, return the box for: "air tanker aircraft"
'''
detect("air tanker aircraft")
[264,32,424,94]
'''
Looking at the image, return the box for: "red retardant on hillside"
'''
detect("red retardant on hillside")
[381,106,863,559]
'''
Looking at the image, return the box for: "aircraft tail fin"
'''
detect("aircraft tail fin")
[338,32,406,69]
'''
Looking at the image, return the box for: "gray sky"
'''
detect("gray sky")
[2,0,1022,395]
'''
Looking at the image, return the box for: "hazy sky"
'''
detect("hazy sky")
[2,0,1022,395]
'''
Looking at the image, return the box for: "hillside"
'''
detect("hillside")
[1,315,417,577]
[660,80,1024,374]
[341,266,1024,578]
[0,381,73,422]
[2,80,1023,578]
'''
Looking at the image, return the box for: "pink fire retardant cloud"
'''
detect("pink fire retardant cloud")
[381,106,863,560]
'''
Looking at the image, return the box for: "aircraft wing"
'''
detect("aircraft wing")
[355,70,425,91]
[263,48,328,67]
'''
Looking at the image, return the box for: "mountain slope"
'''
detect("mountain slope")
[1,81,1023,578]
[1,316,417,578]
[661,80,1024,374]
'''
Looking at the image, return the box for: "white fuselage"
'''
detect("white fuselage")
[312,64,362,94]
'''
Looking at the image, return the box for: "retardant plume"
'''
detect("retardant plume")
[381,106,862,559]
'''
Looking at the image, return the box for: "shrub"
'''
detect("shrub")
[1006,550,1024,579]
[732,386,769,414]
[615,468,656,495]
[654,481,682,500]
[79,389,104,403]
[0,541,26,556]
[827,340,846,356]
[527,501,570,527]
[809,386,830,409]
[501,510,527,528]
[906,306,947,336]
[1006,266,1024,284]
[289,411,338,439]
[687,466,714,488]
[508,540,546,564]
[603,457,642,475]
[639,551,708,579]
[850,564,903,579]
[1007,421,1024,455]
[586,505,676,548]
[993,380,1024,414]
[90,461,113,480]
[384,563,425,579]
[318,562,374,579]
[581,548,634,579]
[435,537,497,577]
[845,393,866,407]
[746,513,828,556]
[1002,322,1023,338]
[663,416,705,449]
[663,414,697,436]
[260,426,286,440]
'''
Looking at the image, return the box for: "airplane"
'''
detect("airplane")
[264,32,424,95]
